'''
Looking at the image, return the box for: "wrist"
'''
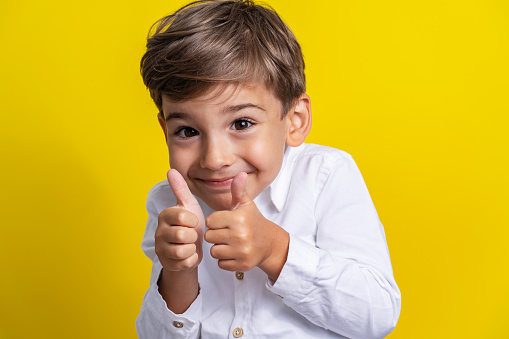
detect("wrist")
[158,267,199,314]
[159,266,199,289]
[258,223,289,282]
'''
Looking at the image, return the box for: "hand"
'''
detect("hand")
[204,172,289,280]
[155,169,205,271]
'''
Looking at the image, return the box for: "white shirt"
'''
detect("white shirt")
[136,143,401,339]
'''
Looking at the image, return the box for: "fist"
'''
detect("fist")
[155,169,205,271]
[204,172,289,278]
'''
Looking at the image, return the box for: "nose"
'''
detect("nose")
[199,135,234,170]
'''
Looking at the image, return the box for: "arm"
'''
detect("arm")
[136,256,202,339]
[268,155,401,339]
[158,269,199,314]
[136,170,205,339]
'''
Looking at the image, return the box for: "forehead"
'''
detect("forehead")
[161,82,282,116]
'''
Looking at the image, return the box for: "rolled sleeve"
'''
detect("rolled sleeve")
[136,271,202,339]
[267,235,319,303]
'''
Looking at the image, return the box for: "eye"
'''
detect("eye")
[175,127,199,138]
[231,119,254,131]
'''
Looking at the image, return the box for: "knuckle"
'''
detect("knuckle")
[166,245,180,259]
[238,245,250,257]
[158,208,171,223]
[238,215,247,224]
[236,231,249,242]
[173,245,185,259]
[234,214,246,225]
[181,255,196,270]
[175,228,186,242]
[175,210,187,225]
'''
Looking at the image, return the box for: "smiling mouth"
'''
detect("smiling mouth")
[198,177,234,188]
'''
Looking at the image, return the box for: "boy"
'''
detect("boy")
[136,0,401,338]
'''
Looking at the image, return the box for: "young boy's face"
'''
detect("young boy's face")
[159,83,294,211]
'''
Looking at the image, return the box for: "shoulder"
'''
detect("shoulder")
[268,143,360,212]
[287,143,361,195]
[290,143,355,171]
[298,143,352,159]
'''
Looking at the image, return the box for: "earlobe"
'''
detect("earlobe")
[158,111,168,143]
[286,94,312,147]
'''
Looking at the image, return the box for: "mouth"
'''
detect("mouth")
[197,177,235,188]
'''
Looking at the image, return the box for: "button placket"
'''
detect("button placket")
[231,271,249,338]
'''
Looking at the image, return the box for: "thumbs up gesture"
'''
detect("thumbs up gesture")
[205,172,290,281]
[155,169,205,271]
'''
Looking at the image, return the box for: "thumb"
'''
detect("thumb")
[167,169,199,209]
[230,172,250,210]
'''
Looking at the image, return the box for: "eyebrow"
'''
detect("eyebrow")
[165,112,190,122]
[223,103,266,115]
[165,103,265,122]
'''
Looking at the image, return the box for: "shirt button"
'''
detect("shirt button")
[235,272,244,280]
[233,327,244,337]
[173,321,184,328]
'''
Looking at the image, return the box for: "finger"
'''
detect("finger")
[163,226,199,244]
[205,210,232,229]
[167,169,199,209]
[217,259,242,272]
[155,240,196,262]
[204,228,231,244]
[159,207,198,228]
[164,243,197,260]
[210,244,235,260]
[230,172,250,210]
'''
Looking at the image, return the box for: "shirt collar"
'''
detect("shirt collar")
[268,143,304,212]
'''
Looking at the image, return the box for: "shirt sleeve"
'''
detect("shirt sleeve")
[135,188,202,339]
[268,154,401,339]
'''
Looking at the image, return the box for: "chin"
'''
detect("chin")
[203,197,232,212]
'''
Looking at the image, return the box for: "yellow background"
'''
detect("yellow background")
[1,0,508,338]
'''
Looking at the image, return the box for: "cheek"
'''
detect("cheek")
[248,132,286,173]
[168,147,192,173]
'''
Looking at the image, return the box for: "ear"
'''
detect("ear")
[285,93,312,147]
[157,111,168,143]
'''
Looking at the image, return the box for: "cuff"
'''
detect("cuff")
[138,272,202,339]
[266,235,319,303]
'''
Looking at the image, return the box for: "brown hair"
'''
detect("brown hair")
[140,0,305,117]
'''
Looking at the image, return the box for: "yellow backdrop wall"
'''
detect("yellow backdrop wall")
[1,0,508,338]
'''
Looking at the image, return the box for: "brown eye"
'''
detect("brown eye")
[176,127,199,138]
[232,119,253,130]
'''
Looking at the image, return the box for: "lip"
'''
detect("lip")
[197,177,235,188]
